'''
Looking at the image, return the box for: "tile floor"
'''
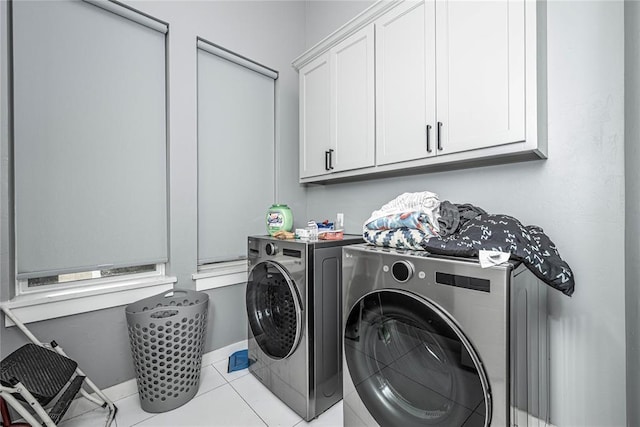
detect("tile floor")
[57,341,343,427]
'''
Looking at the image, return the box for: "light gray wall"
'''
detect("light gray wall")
[304,1,626,426]
[303,0,376,49]
[0,0,13,306]
[0,0,306,389]
[625,1,640,426]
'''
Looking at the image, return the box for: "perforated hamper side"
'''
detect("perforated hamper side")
[126,289,209,413]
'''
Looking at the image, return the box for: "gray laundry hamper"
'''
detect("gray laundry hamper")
[125,289,209,413]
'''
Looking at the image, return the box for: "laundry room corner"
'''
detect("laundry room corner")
[0,0,635,425]
[303,0,627,425]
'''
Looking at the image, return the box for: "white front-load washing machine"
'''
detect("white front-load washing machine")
[246,235,362,421]
[342,244,549,427]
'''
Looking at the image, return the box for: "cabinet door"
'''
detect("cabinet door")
[375,0,436,166]
[300,54,332,178]
[330,25,375,173]
[436,0,525,154]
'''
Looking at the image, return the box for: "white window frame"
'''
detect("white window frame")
[6,263,176,326]
[193,40,278,292]
[4,0,175,326]
[193,260,248,292]
[16,263,167,296]
[195,38,279,269]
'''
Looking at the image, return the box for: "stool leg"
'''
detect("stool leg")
[0,396,11,426]
[0,396,30,427]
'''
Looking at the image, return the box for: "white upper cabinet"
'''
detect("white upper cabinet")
[331,25,375,173]
[375,0,436,166]
[293,0,545,183]
[436,0,526,154]
[299,25,374,179]
[299,54,331,178]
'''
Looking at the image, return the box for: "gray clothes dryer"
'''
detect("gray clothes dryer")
[342,244,549,427]
[246,235,363,421]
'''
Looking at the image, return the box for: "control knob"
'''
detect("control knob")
[391,260,413,283]
[265,243,277,256]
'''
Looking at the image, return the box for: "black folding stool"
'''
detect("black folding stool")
[0,305,117,426]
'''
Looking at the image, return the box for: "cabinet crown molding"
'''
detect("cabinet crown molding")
[292,0,401,71]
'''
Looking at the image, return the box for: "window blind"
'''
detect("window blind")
[197,41,277,264]
[13,0,168,279]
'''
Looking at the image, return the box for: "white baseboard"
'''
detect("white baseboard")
[81,340,248,408]
[201,339,248,366]
[101,378,139,401]
[513,408,557,427]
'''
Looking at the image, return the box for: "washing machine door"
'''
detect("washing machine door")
[246,260,303,360]
[344,289,491,427]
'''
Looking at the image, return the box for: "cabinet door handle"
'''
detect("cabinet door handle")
[426,124,432,153]
[328,149,334,170]
[325,150,331,171]
[437,122,443,151]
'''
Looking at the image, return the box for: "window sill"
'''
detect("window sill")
[3,276,177,326]
[193,260,248,292]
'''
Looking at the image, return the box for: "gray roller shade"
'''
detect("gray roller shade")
[197,41,277,264]
[13,0,168,279]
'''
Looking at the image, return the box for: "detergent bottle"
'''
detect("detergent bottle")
[266,204,293,236]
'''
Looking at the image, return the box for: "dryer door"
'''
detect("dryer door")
[344,289,491,427]
[246,260,302,360]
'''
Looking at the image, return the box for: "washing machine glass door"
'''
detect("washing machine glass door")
[344,289,491,427]
[246,260,302,360]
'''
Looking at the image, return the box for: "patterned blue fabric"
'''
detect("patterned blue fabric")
[363,227,427,250]
[365,212,438,237]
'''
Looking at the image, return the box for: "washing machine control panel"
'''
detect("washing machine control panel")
[383,260,426,282]
[265,242,278,256]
